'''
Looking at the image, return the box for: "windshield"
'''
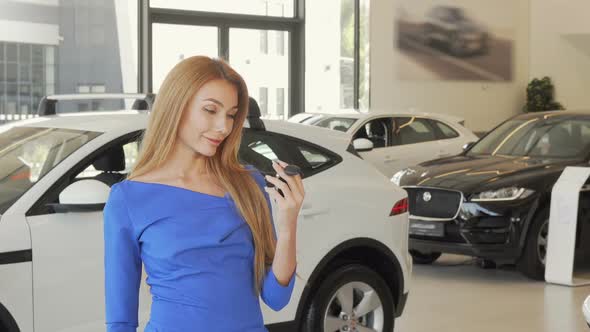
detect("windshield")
[0,126,102,214]
[468,117,590,159]
[312,117,357,132]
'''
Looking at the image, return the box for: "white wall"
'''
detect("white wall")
[530,0,590,111]
[370,1,530,132]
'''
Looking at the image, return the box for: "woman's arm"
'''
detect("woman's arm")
[260,228,297,311]
[258,161,305,311]
[103,184,142,332]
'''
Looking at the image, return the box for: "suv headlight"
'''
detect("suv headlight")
[471,187,535,202]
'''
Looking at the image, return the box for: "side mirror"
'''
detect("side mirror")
[463,142,476,151]
[48,179,112,213]
[353,138,374,152]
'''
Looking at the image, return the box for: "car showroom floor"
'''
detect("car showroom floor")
[397,255,590,332]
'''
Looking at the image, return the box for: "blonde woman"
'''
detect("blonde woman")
[103,56,303,332]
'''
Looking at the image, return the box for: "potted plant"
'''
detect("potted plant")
[522,76,564,112]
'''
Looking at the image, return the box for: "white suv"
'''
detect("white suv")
[288,110,479,179]
[0,94,411,332]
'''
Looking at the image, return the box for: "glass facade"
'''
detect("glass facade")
[0,0,138,123]
[0,43,56,121]
[150,0,295,18]
[1,0,370,123]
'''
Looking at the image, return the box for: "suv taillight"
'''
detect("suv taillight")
[390,198,408,216]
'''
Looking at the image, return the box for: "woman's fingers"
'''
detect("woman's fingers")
[272,161,304,199]
[276,160,305,196]
[264,186,284,204]
[265,174,294,202]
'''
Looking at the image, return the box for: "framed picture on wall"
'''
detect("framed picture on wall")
[394,0,515,82]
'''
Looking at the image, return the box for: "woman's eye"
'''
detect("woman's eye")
[204,108,216,114]
[228,114,237,119]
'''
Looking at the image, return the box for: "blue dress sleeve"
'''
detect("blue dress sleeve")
[103,183,142,332]
[247,165,296,311]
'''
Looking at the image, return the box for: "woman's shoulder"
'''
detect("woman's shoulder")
[243,164,265,187]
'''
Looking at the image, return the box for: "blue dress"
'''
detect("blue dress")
[103,166,295,332]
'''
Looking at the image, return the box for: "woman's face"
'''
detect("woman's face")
[177,79,239,157]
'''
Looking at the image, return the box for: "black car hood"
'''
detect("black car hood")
[399,154,585,193]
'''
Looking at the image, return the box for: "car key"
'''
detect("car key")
[265,164,302,197]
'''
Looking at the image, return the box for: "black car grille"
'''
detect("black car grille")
[405,187,462,219]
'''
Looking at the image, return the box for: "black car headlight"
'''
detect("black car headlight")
[471,187,535,202]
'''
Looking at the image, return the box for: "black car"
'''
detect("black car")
[394,111,590,279]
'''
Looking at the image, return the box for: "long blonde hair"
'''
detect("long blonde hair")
[128,56,275,294]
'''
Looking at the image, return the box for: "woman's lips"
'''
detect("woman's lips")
[206,137,222,145]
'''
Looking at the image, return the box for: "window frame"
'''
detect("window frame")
[142,1,305,117]
[27,130,142,217]
[240,128,342,178]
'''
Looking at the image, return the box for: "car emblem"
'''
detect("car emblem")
[423,192,432,202]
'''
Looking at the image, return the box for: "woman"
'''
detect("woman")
[103,56,303,332]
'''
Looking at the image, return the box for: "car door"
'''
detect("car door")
[239,128,337,325]
[25,134,151,332]
[386,117,441,176]
[352,117,396,176]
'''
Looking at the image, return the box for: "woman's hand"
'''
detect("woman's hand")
[264,160,305,234]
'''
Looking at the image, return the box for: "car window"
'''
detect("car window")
[297,145,330,169]
[248,140,279,163]
[0,126,101,214]
[239,129,341,177]
[433,120,460,139]
[313,117,357,132]
[393,117,438,145]
[469,118,590,158]
[301,114,324,125]
[76,140,140,179]
[353,118,390,149]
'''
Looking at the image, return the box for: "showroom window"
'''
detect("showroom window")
[276,87,285,115]
[0,42,56,123]
[260,30,269,54]
[146,0,302,119]
[0,0,139,123]
[150,0,295,18]
[306,0,370,112]
[259,87,269,116]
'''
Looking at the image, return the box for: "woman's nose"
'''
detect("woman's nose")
[214,115,230,134]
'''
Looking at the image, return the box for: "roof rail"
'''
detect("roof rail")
[37,93,156,116]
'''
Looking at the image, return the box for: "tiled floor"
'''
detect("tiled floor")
[396,255,590,332]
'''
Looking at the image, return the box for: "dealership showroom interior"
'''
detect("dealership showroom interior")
[3,0,590,331]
